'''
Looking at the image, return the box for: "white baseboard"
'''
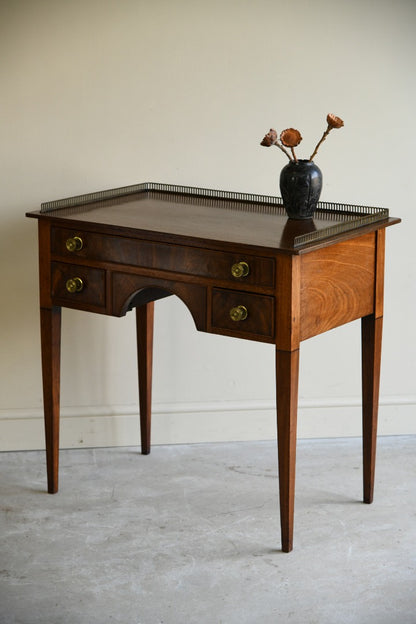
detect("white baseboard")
[0,396,415,452]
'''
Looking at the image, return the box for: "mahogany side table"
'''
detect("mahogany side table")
[27,182,400,552]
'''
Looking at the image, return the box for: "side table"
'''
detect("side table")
[27,182,400,551]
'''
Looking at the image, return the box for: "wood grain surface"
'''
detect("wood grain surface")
[300,232,376,340]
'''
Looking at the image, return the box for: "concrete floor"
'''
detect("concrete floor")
[0,437,415,624]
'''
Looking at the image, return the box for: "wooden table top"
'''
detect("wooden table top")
[27,183,399,254]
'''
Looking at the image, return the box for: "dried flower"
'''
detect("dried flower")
[280,128,302,162]
[326,113,344,129]
[280,128,302,148]
[259,113,344,163]
[309,113,344,161]
[260,129,278,147]
[260,127,292,160]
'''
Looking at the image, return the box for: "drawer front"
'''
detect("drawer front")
[211,288,274,338]
[51,262,106,309]
[51,227,275,287]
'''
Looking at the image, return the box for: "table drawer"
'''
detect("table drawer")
[51,227,275,287]
[51,262,106,309]
[211,288,274,338]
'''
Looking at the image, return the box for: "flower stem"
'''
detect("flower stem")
[290,147,298,163]
[309,125,331,161]
[274,142,293,161]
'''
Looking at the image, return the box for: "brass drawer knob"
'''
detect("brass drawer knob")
[66,277,84,293]
[231,261,249,278]
[229,305,248,322]
[66,236,83,252]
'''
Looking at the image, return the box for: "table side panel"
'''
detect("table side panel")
[300,232,376,340]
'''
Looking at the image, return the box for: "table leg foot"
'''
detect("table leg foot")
[276,348,299,553]
[136,302,154,455]
[40,307,61,494]
[362,314,383,504]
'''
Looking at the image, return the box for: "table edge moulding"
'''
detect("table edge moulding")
[26,182,400,552]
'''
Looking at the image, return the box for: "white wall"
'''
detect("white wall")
[1,0,415,451]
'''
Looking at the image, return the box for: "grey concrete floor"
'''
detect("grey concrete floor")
[1,436,415,624]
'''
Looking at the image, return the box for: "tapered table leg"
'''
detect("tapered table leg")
[136,302,154,455]
[276,348,300,552]
[362,314,383,504]
[40,306,61,494]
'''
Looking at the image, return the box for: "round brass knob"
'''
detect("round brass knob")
[66,277,84,293]
[229,305,248,322]
[66,236,83,252]
[231,261,249,279]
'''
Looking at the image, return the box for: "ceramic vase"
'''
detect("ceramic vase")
[279,159,323,220]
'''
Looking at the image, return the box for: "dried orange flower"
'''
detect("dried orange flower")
[326,113,344,129]
[260,128,278,147]
[260,128,292,160]
[259,113,344,163]
[280,128,302,148]
[309,113,344,160]
[279,128,302,162]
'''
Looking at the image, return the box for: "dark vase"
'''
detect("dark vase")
[279,159,323,220]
